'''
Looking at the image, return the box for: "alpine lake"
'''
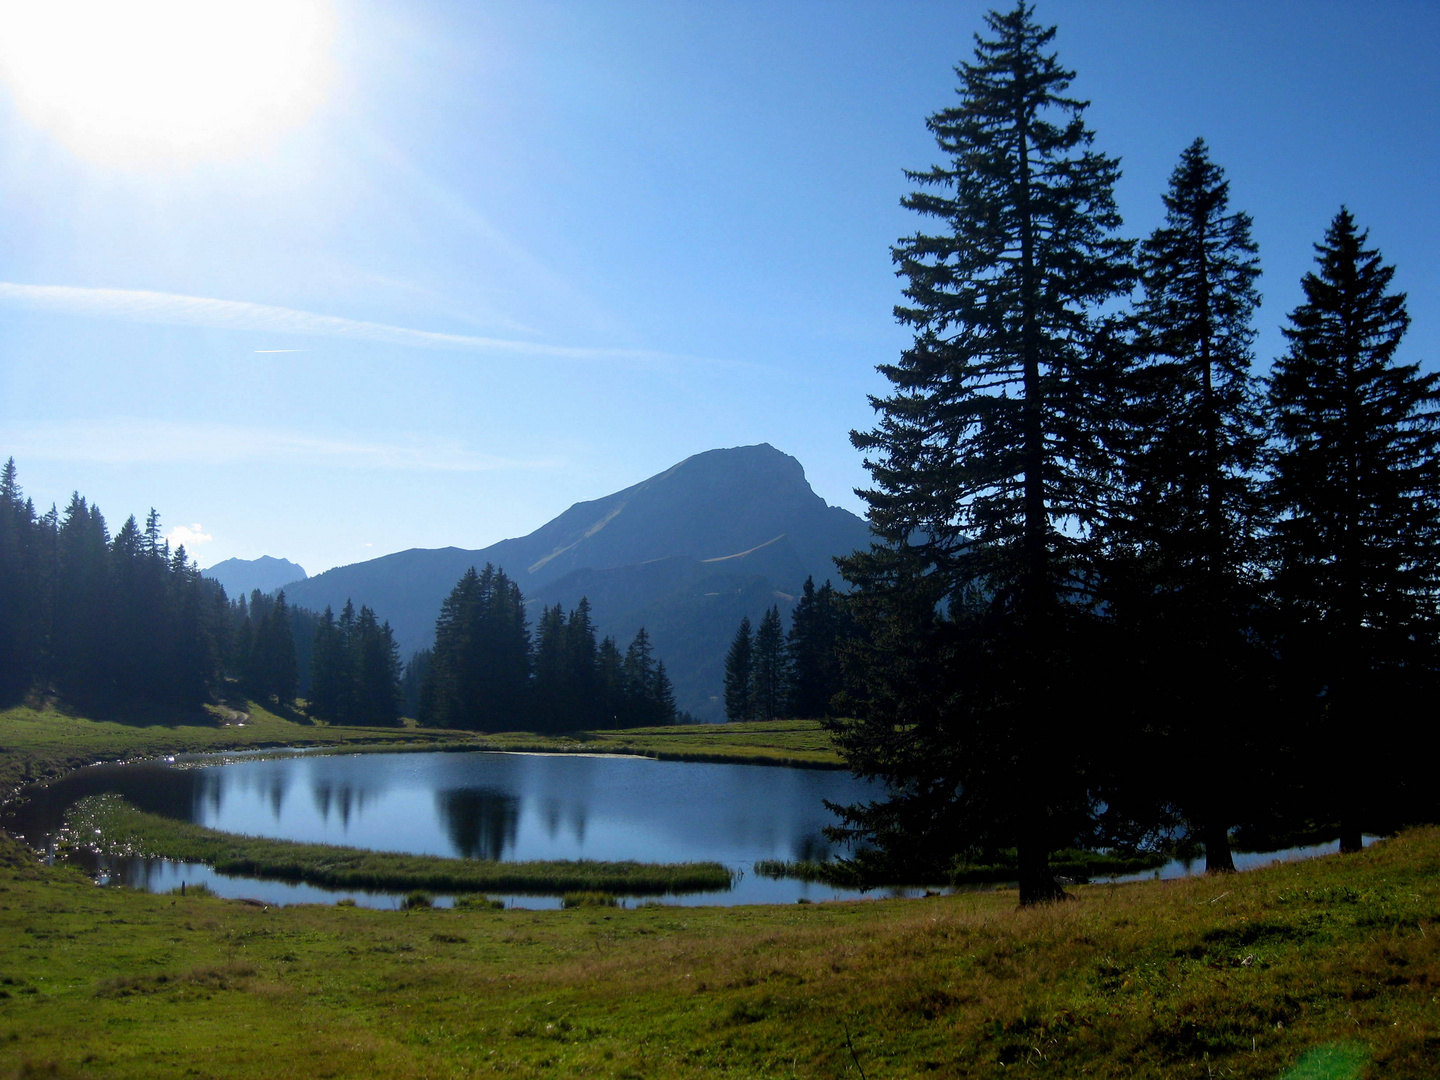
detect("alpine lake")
[4,747,898,908]
[4,745,1371,909]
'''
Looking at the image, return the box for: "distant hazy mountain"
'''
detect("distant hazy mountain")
[202,555,307,599]
[282,444,873,720]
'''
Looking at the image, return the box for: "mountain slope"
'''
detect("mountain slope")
[281,444,872,720]
[529,536,811,720]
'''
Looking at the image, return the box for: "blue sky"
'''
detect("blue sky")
[1,1,1436,575]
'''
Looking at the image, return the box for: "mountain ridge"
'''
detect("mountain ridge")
[278,444,872,720]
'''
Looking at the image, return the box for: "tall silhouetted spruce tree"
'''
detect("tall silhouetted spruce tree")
[723,617,753,723]
[350,605,403,726]
[834,2,1133,904]
[308,606,346,720]
[0,459,43,703]
[786,577,846,719]
[750,605,787,721]
[247,590,298,705]
[1267,209,1440,852]
[1109,138,1266,873]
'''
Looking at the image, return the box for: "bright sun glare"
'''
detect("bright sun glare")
[0,0,335,167]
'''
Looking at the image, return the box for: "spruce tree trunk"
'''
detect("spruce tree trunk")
[1339,753,1363,853]
[1334,677,1362,855]
[1339,821,1363,854]
[1203,817,1235,874]
[1017,835,1065,906]
[1016,792,1066,906]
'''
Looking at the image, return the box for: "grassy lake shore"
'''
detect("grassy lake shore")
[0,705,843,801]
[66,793,733,896]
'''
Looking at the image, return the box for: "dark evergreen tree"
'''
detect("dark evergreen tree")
[0,460,41,702]
[835,2,1133,903]
[334,600,358,721]
[1109,138,1267,873]
[400,648,431,720]
[244,589,299,705]
[1267,209,1440,850]
[531,602,571,731]
[419,565,530,730]
[564,597,601,727]
[595,635,628,728]
[351,605,402,726]
[653,660,677,726]
[723,617,754,723]
[477,566,532,727]
[266,591,300,705]
[229,593,255,693]
[750,605,787,720]
[166,543,218,706]
[621,627,653,719]
[786,577,846,719]
[286,602,321,701]
[309,606,346,721]
[620,626,675,727]
[107,514,148,699]
[53,493,111,701]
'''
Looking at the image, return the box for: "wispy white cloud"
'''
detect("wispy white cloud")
[167,523,213,548]
[5,418,559,473]
[0,282,714,365]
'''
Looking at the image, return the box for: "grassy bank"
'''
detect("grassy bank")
[0,824,1435,1077]
[0,706,842,803]
[574,719,844,768]
[756,846,1170,887]
[66,794,734,896]
[0,701,466,797]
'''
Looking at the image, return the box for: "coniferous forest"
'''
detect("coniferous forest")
[0,465,671,730]
[722,576,849,723]
[416,564,678,732]
[819,3,1440,905]
[0,467,226,711]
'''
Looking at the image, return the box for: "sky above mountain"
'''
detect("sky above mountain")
[2,1,1436,575]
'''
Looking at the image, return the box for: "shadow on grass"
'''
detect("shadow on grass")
[32,692,226,729]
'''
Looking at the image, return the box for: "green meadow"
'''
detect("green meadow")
[1,705,1437,1078]
[1,824,1436,1078]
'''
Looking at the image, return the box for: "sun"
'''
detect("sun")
[0,0,336,167]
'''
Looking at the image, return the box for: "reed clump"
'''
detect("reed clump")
[561,891,618,909]
[755,847,1168,888]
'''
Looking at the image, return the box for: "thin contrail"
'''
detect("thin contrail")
[0,282,714,365]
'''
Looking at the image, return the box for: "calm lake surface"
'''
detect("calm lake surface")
[5,749,902,908]
[5,748,1369,909]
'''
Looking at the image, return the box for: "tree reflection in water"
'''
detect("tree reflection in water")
[436,788,519,861]
[311,782,369,830]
